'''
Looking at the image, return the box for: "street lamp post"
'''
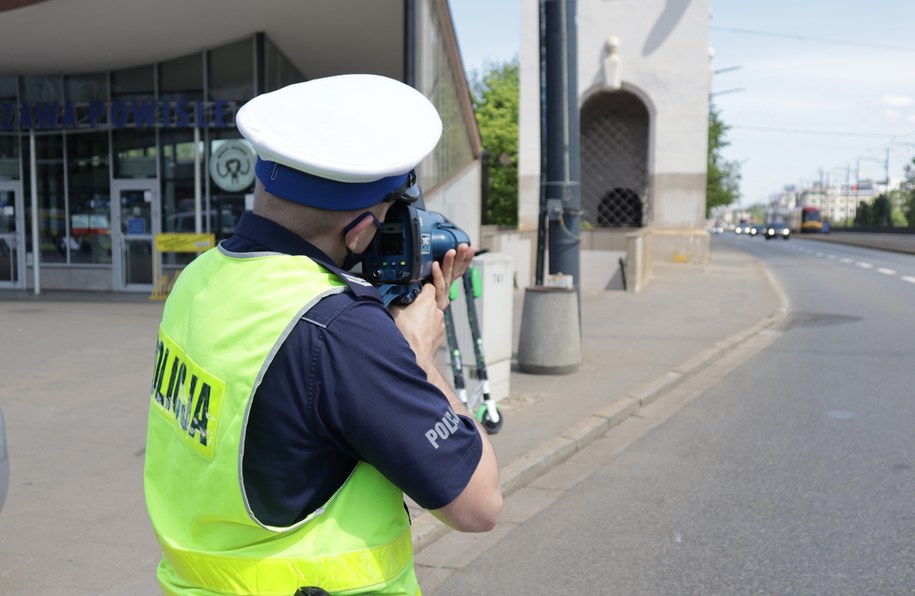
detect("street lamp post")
[884,148,891,226]
[855,158,862,226]
[858,152,891,226]
[827,165,851,228]
[845,165,851,227]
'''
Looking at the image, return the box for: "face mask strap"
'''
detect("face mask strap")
[342,211,383,270]
[342,211,382,237]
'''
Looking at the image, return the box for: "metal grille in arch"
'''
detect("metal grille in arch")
[580,90,650,228]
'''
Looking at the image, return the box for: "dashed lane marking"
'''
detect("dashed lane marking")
[793,243,913,282]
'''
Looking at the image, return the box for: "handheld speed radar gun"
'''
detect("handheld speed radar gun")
[362,188,470,306]
[361,183,503,433]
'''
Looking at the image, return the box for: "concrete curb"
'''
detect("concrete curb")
[412,256,791,553]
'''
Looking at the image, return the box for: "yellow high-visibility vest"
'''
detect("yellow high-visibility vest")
[144,245,419,595]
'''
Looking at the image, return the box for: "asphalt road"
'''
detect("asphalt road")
[429,234,915,595]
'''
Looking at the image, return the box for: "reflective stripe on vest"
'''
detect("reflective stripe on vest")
[161,527,413,595]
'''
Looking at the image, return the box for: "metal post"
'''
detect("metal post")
[29,129,40,295]
[535,0,548,286]
[194,126,202,234]
[480,150,490,225]
[855,159,860,226]
[542,0,580,288]
[884,147,891,226]
[520,0,582,375]
[404,0,416,87]
[845,165,850,227]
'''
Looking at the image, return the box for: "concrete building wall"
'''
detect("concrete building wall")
[427,161,483,248]
[519,0,712,271]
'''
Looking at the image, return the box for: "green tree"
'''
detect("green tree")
[901,157,915,228]
[855,194,891,226]
[706,103,741,217]
[471,58,519,227]
[855,200,874,226]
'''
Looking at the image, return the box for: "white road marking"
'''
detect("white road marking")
[826,254,837,260]
[903,276,915,285]
[840,257,853,264]
[876,268,897,276]
[856,262,874,269]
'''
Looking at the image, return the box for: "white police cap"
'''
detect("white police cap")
[236,74,442,210]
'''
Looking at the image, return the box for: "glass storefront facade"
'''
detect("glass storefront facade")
[0,33,304,291]
[0,9,480,293]
[417,0,475,194]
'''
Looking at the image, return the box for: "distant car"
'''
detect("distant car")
[765,221,791,240]
[749,224,765,237]
[735,222,751,235]
[0,407,8,513]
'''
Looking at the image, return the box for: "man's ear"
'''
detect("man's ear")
[343,212,380,252]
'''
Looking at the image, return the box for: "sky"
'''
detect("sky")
[448,0,915,208]
[448,0,521,81]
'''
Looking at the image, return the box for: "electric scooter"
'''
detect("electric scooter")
[443,266,503,434]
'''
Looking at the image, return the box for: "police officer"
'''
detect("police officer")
[144,74,501,595]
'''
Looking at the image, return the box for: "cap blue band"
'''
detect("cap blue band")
[255,158,410,211]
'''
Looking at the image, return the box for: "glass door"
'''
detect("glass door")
[0,182,25,289]
[111,180,159,292]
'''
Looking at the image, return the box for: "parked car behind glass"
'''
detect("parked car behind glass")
[167,209,238,240]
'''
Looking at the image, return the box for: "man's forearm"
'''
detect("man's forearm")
[420,359,502,531]
[415,350,497,452]
[423,360,472,416]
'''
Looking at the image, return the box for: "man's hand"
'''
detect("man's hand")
[432,244,476,310]
[390,284,445,372]
[391,244,474,375]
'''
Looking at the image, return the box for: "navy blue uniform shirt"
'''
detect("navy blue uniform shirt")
[225,212,482,527]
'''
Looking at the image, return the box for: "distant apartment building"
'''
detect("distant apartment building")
[795,180,880,225]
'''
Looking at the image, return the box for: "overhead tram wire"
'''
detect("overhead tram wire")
[711,26,915,53]
[730,125,895,139]
[732,127,904,172]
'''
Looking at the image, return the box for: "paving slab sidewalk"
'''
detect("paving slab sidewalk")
[411,236,786,550]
